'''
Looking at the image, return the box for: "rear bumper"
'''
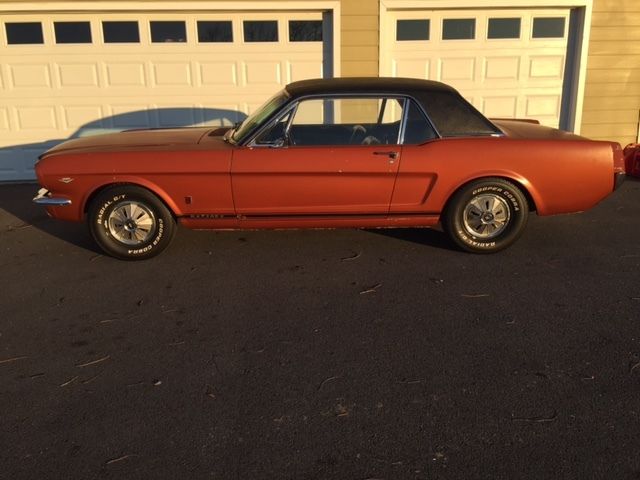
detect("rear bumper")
[623,143,640,177]
[33,188,72,206]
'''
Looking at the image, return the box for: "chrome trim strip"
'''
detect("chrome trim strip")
[398,97,409,145]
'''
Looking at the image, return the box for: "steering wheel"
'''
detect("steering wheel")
[349,125,367,144]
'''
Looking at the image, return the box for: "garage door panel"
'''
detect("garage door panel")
[63,106,104,130]
[384,8,570,128]
[484,56,521,80]
[287,61,323,83]
[109,106,153,128]
[391,58,431,79]
[57,63,99,87]
[0,146,52,181]
[105,63,147,87]
[152,62,193,86]
[9,64,52,88]
[526,95,562,118]
[0,109,10,131]
[0,9,327,181]
[199,62,238,86]
[529,55,565,79]
[17,107,58,130]
[482,96,519,117]
[438,57,476,83]
[243,61,282,86]
[0,151,21,178]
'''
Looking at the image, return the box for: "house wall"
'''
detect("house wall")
[581,0,640,145]
[340,0,379,76]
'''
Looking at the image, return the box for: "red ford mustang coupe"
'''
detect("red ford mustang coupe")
[33,77,626,260]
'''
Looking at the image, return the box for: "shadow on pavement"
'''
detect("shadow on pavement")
[366,225,453,251]
[0,183,101,254]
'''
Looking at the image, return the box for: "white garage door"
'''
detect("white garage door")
[0,10,329,181]
[382,9,570,128]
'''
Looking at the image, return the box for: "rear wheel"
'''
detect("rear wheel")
[88,185,176,260]
[442,178,529,253]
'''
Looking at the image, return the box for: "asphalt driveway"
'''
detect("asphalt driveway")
[1,180,640,479]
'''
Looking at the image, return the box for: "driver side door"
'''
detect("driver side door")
[231,96,405,216]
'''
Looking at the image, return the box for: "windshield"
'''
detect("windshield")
[231,91,289,142]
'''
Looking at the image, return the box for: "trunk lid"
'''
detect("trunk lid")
[492,119,586,140]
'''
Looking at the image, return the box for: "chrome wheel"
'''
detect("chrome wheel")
[462,194,510,239]
[107,201,156,245]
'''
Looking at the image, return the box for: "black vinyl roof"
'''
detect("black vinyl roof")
[284,77,457,98]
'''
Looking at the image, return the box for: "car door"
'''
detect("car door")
[231,96,405,216]
[388,99,441,213]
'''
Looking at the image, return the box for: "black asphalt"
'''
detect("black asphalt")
[1,180,640,479]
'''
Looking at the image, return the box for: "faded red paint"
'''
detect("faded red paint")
[35,122,623,229]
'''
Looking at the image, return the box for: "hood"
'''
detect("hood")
[492,119,586,141]
[43,127,215,156]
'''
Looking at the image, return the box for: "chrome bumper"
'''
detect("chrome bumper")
[33,188,72,206]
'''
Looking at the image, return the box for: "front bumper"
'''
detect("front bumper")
[32,188,72,206]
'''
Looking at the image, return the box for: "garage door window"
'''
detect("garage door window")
[532,17,565,38]
[442,19,475,40]
[487,18,521,39]
[289,20,322,42]
[103,21,140,43]
[396,19,430,41]
[5,22,44,44]
[197,21,233,42]
[243,20,278,42]
[150,21,186,43]
[54,21,92,44]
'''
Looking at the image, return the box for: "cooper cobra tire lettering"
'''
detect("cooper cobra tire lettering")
[443,178,529,254]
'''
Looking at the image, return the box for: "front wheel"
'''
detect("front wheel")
[88,185,176,260]
[442,178,529,253]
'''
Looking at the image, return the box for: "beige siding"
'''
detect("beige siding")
[582,0,640,145]
[341,0,378,76]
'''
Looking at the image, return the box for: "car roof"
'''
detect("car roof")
[284,77,458,98]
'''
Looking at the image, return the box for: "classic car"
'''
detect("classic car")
[33,77,626,260]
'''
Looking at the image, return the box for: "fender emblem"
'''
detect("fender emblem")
[58,177,74,184]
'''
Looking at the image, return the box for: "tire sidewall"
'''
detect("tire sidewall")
[89,187,174,260]
[446,180,528,253]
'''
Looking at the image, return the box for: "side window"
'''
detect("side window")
[403,101,438,144]
[288,97,405,146]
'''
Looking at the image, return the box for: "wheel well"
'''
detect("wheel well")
[443,176,537,215]
[83,183,177,218]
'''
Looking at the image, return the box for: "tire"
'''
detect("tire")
[442,178,529,253]
[88,185,176,260]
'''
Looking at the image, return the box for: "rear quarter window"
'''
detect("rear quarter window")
[418,91,499,137]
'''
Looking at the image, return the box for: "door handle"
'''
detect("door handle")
[373,151,398,160]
